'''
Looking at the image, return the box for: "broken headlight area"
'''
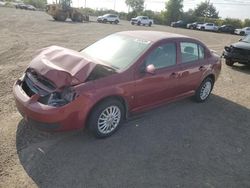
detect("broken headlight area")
[38,87,77,107]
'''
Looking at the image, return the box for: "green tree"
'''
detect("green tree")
[222,18,243,28]
[125,0,144,12]
[244,19,250,27]
[164,0,183,25]
[193,1,219,19]
[23,0,47,9]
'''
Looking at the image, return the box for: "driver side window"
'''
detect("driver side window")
[145,43,176,69]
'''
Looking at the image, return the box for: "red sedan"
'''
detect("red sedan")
[13,31,221,138]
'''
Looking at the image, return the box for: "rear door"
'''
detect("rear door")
[177,41,208,94]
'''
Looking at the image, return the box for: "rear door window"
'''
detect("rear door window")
[180,42,199,63]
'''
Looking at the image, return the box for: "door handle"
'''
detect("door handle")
[199,66,206,71]
[170,72,178,78]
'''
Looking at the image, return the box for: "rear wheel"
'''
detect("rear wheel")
[137,21,141,26]
[194,77,214,102]
[225,59,234,66]
[240,31,245,36]
[114,20,119,24]
[149,22,152,27]
[88,99,125,138]
[103,19,107,23]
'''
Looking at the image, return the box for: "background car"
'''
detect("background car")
[197,23,218,31]
[130,16,153,26]
[15,3,27,9]
[218,25,235,34]
[97,14,119,24]
[13,31,221,138]
[223,35,250,66]
[234,27,250,36]
[26,5,36,11]
[171,20,186,28]
[187,22,204,29]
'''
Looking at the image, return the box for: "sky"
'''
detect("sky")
[48,0,250,20]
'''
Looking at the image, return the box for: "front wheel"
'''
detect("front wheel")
[114,20,119,24]
[240,31,245,36]
[194,77,214,102]
[88,99,125,138]
[148,22,152,27]
[137,21,141,26]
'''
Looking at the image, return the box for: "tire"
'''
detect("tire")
[194,77,214,102]
[201,27,205,31]
[103,19,107,23]
[131,22,134,25]
[56,12,67,22]
[225,59,234,66]
[240,31,245,36]
[114,20,119,24]
[149,22,152,27]
[137,21,141,26]
[88,99,125,138]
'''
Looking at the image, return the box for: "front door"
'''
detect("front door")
[133,42,181,111]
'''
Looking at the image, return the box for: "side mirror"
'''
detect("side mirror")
[145,64,156,74]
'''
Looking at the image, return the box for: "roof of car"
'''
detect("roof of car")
[117,30,192,42]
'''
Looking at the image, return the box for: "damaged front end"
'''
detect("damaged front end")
[20,69,77,107]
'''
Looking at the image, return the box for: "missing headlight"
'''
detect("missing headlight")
[38,87,76,107]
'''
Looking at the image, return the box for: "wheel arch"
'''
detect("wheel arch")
[205,74,215,84]
[85,95,129,127]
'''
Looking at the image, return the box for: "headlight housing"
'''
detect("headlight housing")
[39,87,76,107]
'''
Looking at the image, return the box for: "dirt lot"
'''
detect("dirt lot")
[0,7,250,188]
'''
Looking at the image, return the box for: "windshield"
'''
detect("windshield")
[242,35,250,43]
[81,34,151,70]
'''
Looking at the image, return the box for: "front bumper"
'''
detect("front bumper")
[223,50,250,64]
[13,80,89,131]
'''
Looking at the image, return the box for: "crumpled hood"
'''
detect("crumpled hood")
[232,42,250,50]
[29,46,96,88]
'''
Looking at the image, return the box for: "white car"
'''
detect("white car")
[97,14,119,24]
[130,16,153,26]
[197,23,218,31]
[234,27,250,36]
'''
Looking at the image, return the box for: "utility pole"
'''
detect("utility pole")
[114,0,116,10]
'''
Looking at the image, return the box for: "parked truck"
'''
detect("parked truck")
[197,23,218,32]
[130,16,153,27]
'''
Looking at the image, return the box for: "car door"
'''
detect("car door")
[141,17,147,24]
[177,41,207,94]
[134,42,181,111]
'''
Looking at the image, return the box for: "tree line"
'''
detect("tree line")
[3,0,250,28]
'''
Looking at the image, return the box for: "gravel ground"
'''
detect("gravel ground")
[0,7,249,188]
